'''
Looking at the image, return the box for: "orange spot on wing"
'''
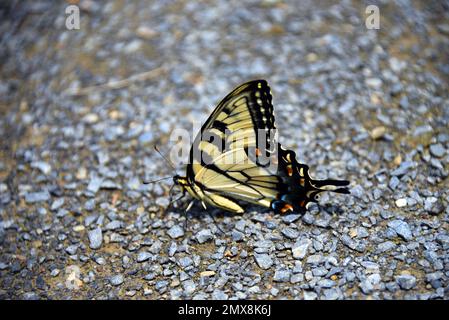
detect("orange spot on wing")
[281,204,293,214]
[255,148,262,157]
[299,200,306,207]
[287,166,293,176]
[299,178,305,186]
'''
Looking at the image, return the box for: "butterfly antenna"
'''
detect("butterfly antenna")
[154,145,178,173]
[142,145,177,184]
[142,176,172,184]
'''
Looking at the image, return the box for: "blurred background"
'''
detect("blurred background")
[0,0,448,300]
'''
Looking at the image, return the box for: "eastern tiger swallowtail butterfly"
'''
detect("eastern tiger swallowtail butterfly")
[172,80,350,214]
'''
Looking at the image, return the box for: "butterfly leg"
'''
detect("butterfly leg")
[165,190,186,213]
[185,200,194,212]
[183,200,195,231]
[207,211,225,235]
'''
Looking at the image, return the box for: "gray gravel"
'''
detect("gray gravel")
[254,254,274,270]
[396,275,417,290]
[110,274,124,286]
[388,220,413,241]
[167,225,185,239]
[195,229,213,244]
[292,238,312,259]
[88,227,103,250]
[0,0,448,300]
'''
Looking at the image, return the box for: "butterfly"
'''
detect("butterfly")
[172,80,350,215]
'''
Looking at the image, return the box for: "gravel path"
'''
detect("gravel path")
[0,0,448,300]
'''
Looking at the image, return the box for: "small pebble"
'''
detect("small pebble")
[88,227,103,249]
[396,274,417,290]
[195,229,213,244]
[109,275,124,286]
[167,225,185,239]
[254,254,273,270]
[388,220,413,241]
[137,252,152,263]
[429,144,446,158]
[395,198,407,208]
[370,126,386,140]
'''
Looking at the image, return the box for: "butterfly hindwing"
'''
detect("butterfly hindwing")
[273,145,350,213]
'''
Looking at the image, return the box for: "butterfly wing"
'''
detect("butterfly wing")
[186,80,282,213]
[185,79,350,214]
[273,145,350,213]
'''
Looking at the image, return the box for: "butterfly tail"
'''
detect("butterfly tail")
[311,179,351,194]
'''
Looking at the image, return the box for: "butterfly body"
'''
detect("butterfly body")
[173,80,350,214]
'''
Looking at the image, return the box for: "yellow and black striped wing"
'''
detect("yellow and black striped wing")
[186,80,282,213]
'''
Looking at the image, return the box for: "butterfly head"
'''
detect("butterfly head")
[173,175,189,189]
[173,175,199,201]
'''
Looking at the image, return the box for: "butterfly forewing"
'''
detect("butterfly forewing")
[187,80,281,212]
